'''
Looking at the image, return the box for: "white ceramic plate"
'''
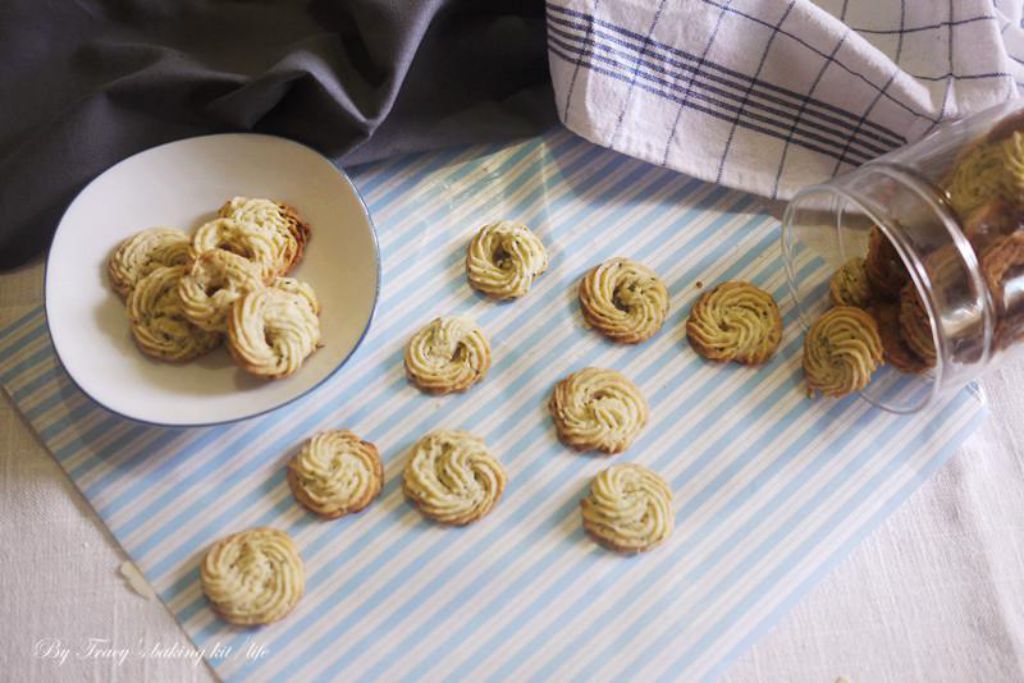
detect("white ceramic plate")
[45,134,380,427]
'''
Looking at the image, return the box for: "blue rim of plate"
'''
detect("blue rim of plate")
[43,133,382,430]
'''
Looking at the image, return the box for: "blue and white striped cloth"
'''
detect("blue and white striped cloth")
[0,131,985,681]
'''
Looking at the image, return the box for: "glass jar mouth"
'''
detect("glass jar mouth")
[782,164,996,414]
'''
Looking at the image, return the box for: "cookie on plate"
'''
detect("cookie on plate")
[126,265,221,362]
[200,527,304,626]
[404,316,490,394]
[686,281,782,365]
[288,430,384,519]
[465,220,548,300]
[108,227,191,297]
[803,306,884,398]
[578,258,669,344]
[178,248,264,332]
[403,430,506,525]
[829,257,873,308]
[227,285,322,379]
[581,463,673,554]
[191,217,279,282]
[549,367,648,454]
[218,197,311,275]
[271,276,321,315]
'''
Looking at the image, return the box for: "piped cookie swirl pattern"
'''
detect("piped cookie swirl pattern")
[404,316,491,394]
[549,367,648,454]
[287,430,384,519]
[200,527,304,626]
[686,281,783,365]
[465,220,548,300]
[581,463,674,554]
[803,306,884,397]
[578,258,669,344]
[403,430,506,525]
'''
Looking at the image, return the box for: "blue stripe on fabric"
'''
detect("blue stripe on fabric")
[38,398,114,442]
[0,307,44,343]
[352,146,467,200]
[11,363,62,402]
[696,408,985,682]
[23,379,79,423]
[387,287,822,683]
[0,321,47,366]
[534,398,903,681]
[0,343,54,385]
[301,309,816,683]
[360,147,478,218]
[230,222,796,680]
[654,392,973,679]
[455,379,845,682]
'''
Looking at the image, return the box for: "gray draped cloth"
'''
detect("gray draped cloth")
[0,0,556,269]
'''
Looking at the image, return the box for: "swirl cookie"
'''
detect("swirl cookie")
[980,232,1024,317]
[227,285,322,378]
[686,281,783,365]
[943,131,1024,217]
[200,528,304,626]
[803,306,884,398]
[403,430,506,525]
[549,367,648,454]
[870,303,930,374]
[579,258,669,344]
[581,463,673,554]
[192,218,279,282]
[465,220,548,300]
[962,199,1022,253]
[271,276,321,315]
[219,197,311,275]
[864,227,908,300]
[898,284,937,365]
[108,227,191,297]
[287,431,384,519]
[829,257,873,308]
[178,249,265,332]
[127,265,221,362]
[404,317,490,394]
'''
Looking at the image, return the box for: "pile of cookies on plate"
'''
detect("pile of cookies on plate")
[107,197,322,379]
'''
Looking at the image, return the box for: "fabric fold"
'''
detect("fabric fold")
[0,0,556,269]
[547,0,1022,199]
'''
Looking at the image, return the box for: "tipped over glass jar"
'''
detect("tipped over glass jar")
[782,101,1024,413]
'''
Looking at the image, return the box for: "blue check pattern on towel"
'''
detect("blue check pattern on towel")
[0,131,985,682]
[548,0,1024,199]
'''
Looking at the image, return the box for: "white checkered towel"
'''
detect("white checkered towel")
[546,0,1024,198]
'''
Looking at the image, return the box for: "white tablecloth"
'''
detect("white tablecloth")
[3,258,1023,682]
